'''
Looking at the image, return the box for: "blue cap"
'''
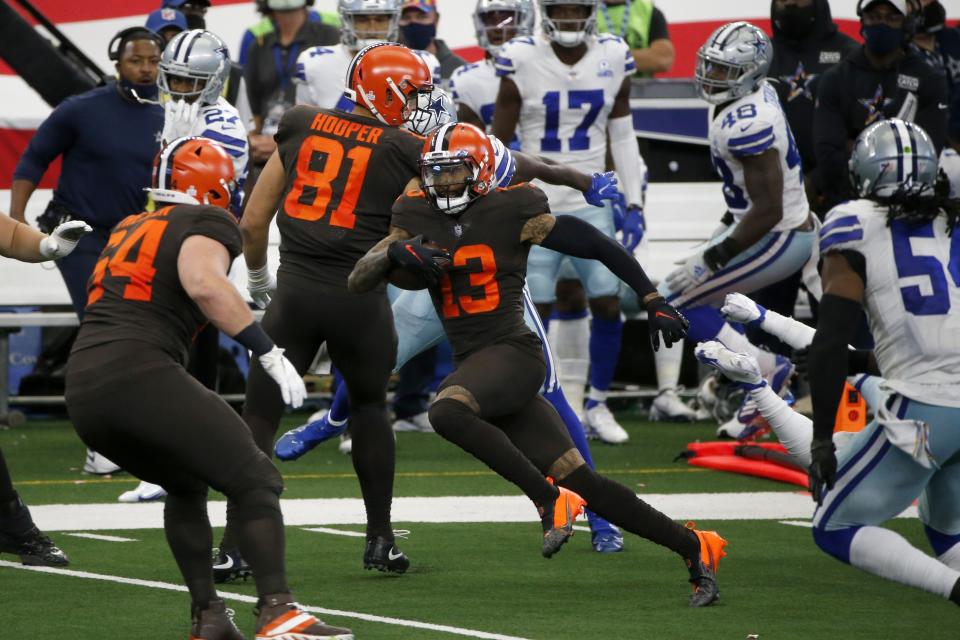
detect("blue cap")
[146,8,188,33]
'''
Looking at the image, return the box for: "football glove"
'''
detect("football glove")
[720,292,766,327]
[39,220,92,259]
[162,99,201,145]
[646,296,688,352]
[388,235,450,286]
[247,265,277,310]
[809,438,837,505]
[665,252,714,295]
[583,171,619,207]
[258,346,306,408]
[620,205,645,253]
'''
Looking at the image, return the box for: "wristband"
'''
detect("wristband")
[703,237,742,271]
[233,321,274,357]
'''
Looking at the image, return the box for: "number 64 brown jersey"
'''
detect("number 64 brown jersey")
[274,105,424,291]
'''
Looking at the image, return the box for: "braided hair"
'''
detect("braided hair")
[881,170,960,235]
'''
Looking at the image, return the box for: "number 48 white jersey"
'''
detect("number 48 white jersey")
[495,34,635,212]
[709,80,809,231]
[821,200,960,407]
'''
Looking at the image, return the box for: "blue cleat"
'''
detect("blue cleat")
[587,511,624,553]
[274,411,348,461]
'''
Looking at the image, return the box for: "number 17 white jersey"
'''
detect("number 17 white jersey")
[821,200,960,407]
[495,34,634,212]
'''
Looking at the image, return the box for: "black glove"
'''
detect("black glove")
[809,438,837,506]
[387,235,450,286]
[645,296,689,352]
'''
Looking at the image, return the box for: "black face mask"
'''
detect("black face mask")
[185,13,206,30]
[862,23,903,56]
[773,3,818,40]
[921,1,946,34]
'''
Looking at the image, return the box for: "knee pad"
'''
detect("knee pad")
[428,398,472,438]
[221,451,283,498]
[812,525,862,564]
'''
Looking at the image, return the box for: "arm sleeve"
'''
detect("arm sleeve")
[915,69,949,154]
[13,100,79,183]
[813,66,852,206]
[648,8,670,41]
[244,45,263,119]
[608,115,645,207]
[539,214,656,298]
[808,293,863,442]
[184,207,243,260]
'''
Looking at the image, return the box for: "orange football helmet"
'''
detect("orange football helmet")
[344,42,433,127]
[420,122,496,215]
[150,136,235,207]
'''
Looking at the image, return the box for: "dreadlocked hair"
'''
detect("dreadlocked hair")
[880,170,960,236]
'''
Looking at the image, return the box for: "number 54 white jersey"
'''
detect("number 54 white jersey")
[821,199,960,407]
[495,34,635,212]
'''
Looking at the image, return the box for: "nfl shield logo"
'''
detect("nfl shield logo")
[453,224,463,237]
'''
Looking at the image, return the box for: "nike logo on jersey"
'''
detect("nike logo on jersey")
[387,548,405,561]
[739,123,754,132]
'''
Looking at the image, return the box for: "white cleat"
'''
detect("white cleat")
[720,292,765,325]
[118,481,167,503]
[83,449,121,475]
[338,434,352,455]
[584,403,629,444]
[694,341,764,387]
[649,388,697,422]
[392,411,434,433]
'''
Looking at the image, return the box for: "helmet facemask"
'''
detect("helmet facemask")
[403,87,456,136]
[695,51,753,104]
[476,9,523,56]
[420,154,480,215]
[541,2,596,48]
[341,11,400,51]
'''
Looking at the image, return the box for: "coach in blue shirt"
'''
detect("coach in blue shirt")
[10,28,164,317]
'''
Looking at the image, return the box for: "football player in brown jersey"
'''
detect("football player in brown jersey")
[0,212,89,567]
[64,137,352,639]
[349,123,728,607]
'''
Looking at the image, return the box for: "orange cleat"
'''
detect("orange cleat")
[539,484,587,558]
[684,522,728,607]
[255,593,353,639]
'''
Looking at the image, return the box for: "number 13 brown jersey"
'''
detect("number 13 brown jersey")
[275,105,424,291]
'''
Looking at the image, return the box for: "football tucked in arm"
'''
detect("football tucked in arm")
[388,239,450,290]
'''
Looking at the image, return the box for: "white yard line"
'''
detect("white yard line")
[779,520,814,528]
[63,532,138,542]
[27,492,918,532]
[0,560,529,640]
[302,527,367,538]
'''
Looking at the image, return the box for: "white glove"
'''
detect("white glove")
[720,292,766,326]
[162,99,201,145]
[248,265,277,309]
[664,252,713,295]
[258,346,306,408]
[39,220,92,259]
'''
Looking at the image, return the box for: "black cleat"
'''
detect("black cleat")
[212,548,252,584]
[363,536,409,574]
[0,526,69,567]
[189,599,245,640]
[684,522,728,607]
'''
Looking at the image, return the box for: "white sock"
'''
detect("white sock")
[549,316,590,414]
[716,324,778,374]
[654,339,683,392]
[760,310,816,350]
[850,526,960,599]
[750,385,812,465]
[938,542,960,571]
[587,387,608,404]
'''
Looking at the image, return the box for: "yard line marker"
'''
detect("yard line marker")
[64,532,138,542]
[779,520,813,528]
[0,560,530,640]
[302,527,367,538]
[572,525,591,533]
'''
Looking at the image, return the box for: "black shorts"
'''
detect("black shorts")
[66,343,275,496]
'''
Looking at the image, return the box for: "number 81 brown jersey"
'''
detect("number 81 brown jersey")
[275,105,424,291]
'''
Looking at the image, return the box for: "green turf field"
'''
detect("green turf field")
[1,415,956,639]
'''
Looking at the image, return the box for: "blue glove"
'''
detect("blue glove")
[610,190,627,230]
[620,205,645,252]
[583,171,619,207]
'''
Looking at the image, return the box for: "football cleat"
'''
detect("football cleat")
[0,525,69,567]
[539,485,587,558]
[684,522,727,607]
[118,480,167,503]
[213,548,252,584]
[694,341,764,387]
[363,535,410,574]
[83,448,121,475]
[583,403,629,444]
[719,292,765,326]
[274,411,348,461]
[587,511,624,553]
[338,434,352,455]
[189,599,245,640]
[649,388,697,422]
[767,354,795,398]
[392,411,434,433]
[255,593,353,639]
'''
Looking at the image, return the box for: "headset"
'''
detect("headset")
[855,0,921,38]
[107,27,165,62]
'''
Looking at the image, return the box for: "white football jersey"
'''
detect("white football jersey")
[709,81,809,231]
[450,59,499,130]
[162,96,249,189]
[294,44,441,109]
[495,34,635,212]
[820,200,960,407]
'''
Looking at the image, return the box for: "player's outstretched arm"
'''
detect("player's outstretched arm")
[0,211,91,263]
[511,153,620,209]
[491,76,522,145]
[522,213,687,351]
[179,234,306,407]
[346,227,423,293]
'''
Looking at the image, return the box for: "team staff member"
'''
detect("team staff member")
[596,0,674,75]
[398,0,465,83]
[0,212,89,568]
[64,137,351,640]
[814,0,948,211]
[348,122,726,606]
[237,43,432,573]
